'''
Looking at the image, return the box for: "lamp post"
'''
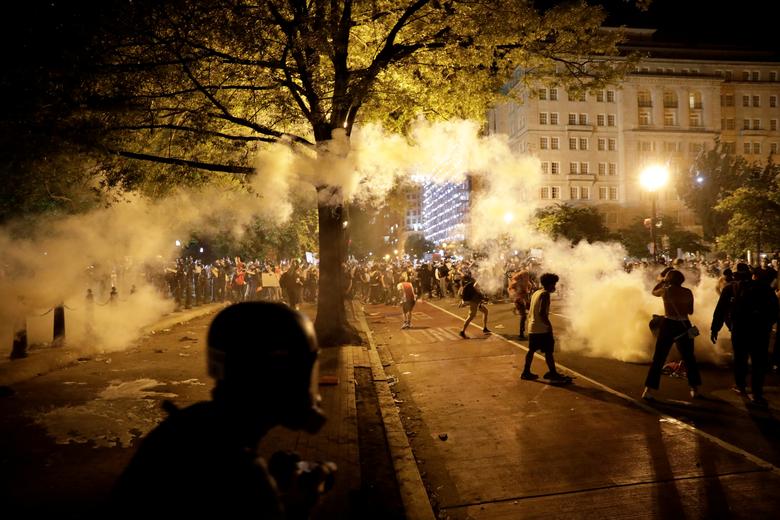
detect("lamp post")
[639,165,669,263]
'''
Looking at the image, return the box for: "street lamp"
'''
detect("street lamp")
[639,164,669,262]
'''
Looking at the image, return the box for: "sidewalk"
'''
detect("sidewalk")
[365,299,780,519]
[0,303,227,388]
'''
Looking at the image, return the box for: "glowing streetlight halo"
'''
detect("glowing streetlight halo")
[639,164,669,192]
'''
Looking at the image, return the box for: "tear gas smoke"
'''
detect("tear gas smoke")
[2,119,724,366]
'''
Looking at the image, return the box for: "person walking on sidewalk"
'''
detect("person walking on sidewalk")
[459,274,490,338]
[520,273,571,383]
[397,275,417,329]
[642,269,702,401]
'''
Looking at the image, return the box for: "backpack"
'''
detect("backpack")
[461,281,476,302]
[730,280,769,324]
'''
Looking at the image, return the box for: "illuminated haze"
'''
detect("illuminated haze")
[1,119,726,364]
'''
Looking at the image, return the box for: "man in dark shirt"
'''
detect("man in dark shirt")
[112,302,331,518]
[711,263,779,405]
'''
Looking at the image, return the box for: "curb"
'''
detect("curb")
[0,303,227,388]
[355,304,436,520]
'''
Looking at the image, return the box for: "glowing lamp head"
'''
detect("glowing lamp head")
[175,240,181,247]
[639,165,669,192]
[503,212,514,224]
[696,176,704,184]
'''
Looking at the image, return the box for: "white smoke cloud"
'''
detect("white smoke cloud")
[2,118,723,368]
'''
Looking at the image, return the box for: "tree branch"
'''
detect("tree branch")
[108,148,255,174]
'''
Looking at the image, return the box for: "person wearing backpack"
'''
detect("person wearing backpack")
[458,274,490,338]
[711,263,779,405]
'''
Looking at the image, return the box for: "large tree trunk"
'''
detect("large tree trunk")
[315,186,362,346]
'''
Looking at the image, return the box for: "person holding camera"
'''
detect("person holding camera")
[111,302,336,519]
[642,269,702,401]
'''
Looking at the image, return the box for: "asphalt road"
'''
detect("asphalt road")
[366,296,780,519]
[425,295,780,468]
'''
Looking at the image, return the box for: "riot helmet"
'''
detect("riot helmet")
[206,302,325,433]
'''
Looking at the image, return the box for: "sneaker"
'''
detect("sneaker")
[641,387,654,401]
[459,330,468,339]
[401,324,409,329]
[690,387,701,399]
[751,395,768,406]
[731,385,747,395]
[483,328,491,334]
[520,372,539,381]
[545,372,571,383]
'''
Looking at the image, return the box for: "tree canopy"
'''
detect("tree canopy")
[535,203,612,244]
[5,0,641,345]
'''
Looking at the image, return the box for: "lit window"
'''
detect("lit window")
[569,138,577,150]
[568,113,577,125]
[549,88,558,101]
[744,142,752,154]
[569,162,578,174]
[538,89,547,100]
[579,138,588,150]
[541,162,549,174]
[608,163,617,176]
[752,71,760,81]
[753,95,760,107]
[598,138,606,151]
[597,114,605,126]
[551,187,560,199]
[598,162,606,175]
[599,187,608,199]
[743,119,751,130]
[753,142,761,154]
[580,162,589,174]
[539,113,548,125]
[607,90,615,102]
[550,113,559,125]
[608,138,616,151]
[771,96,778,108]
[753,119,761,130]
[581,187,590,200]
[771,119,778,131]
[579,114,588,125]
[608,114,616,126]
[596,90,604,102]
[743,95,750,107]
[551,137,559,150]
[541,187,549,199]
[551,162,560,175]
[540,137,548,149]
[609,187,618,200]
[771,143,778,154]
[570,187,578,199]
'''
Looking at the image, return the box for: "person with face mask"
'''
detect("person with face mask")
[112,302,334,519]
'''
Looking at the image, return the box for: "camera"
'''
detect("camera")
[268,450,337,496]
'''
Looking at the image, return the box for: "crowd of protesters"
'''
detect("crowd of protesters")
[79,249,780,384]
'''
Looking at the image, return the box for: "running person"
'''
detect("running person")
[459,274,490,339]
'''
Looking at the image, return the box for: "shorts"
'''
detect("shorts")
[402,301,415,313]
[467,300,487,319]
[528,332,554,353]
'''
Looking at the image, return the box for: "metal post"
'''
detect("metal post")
[52,303,65,347]
[650,195,657,263]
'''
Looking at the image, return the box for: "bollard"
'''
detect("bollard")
[52,304,66,347]
[10,323,28,360]
[85,289,94,336]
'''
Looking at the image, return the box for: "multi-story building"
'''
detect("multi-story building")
[421,178,471,244]
[487,28,780,232]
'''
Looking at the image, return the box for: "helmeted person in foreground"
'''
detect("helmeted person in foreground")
[112,302,334,519]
